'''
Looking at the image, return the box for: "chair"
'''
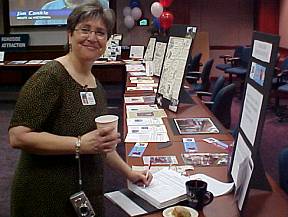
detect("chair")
[216,46,244,72]
[277,83,288,122]
[186,58,214,92]
[274,57,288,119]
[196,75,225,109]
[186,53,202,83]
[225,47,252,84]
[211,83,236,129]
[279,147,288,194]
[187,52,202,72]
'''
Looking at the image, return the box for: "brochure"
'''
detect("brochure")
[174,117,219,135]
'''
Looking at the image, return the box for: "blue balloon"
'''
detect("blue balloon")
[152,16,160,30]
[129,0,140,8]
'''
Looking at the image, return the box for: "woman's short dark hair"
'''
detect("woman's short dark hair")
[67,0,115,38]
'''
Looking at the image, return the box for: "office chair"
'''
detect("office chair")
[196,75,225,109]
[224,47,252,84]
[186,58,214,92]
[188,52,202,72]
[273,57,288,119]
[277,83,288,122]
[216,46,244,73]
[279,147,288,194]
[211,83,236,129]
[186,53,202,83]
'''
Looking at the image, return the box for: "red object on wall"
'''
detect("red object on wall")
[160,0,174,7]
[159,11,174,30]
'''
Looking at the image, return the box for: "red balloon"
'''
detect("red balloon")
[160,0,174,7]
[159,11,174,30]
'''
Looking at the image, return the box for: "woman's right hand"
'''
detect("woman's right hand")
[80,126,121,154]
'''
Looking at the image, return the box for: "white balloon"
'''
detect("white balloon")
[123,6,131,17]
[124,15,135,29]
[131,7,142,21]
[151,2,163,18]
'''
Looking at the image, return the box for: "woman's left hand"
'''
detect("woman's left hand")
[127,170,153,187]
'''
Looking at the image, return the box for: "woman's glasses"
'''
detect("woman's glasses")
[74,28,107,39]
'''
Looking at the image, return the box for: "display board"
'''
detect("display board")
[143,37,156,61]
[229,31,280,213]
[156,36,192,112]
[152,41,167,77]
[102,34,122,60]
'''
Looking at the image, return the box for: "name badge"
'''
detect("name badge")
[80,92,96,105]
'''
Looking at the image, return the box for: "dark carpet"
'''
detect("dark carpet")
[1,92,287,217]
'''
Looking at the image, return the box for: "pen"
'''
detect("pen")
[144,160,151,188]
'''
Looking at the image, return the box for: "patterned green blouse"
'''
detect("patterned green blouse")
[9,60,108,217]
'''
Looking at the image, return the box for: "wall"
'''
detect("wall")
[116,0,254,77]
[5,0,254,48]
[0,0,4,33]
[117,0,254,47]
[279,0,288,49]
[254,0,279,34]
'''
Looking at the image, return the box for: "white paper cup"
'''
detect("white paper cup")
[95,115,119,133]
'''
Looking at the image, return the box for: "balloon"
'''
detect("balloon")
[159,11,174,30]
[160,0,174,7]
[129,0,140,8]
[131,7,142,21]
[124,15,135,29]
[151,2,163,18]
[123,6,131,17]
[152,16,160,30]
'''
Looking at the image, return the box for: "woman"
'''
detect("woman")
[9,1,152,216]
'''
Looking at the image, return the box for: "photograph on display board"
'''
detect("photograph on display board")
[249,62,266,86]
[156,36,192,112]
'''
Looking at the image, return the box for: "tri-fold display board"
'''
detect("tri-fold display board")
[229,31,280,214]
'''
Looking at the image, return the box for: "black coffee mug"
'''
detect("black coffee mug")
[185,180,214,211]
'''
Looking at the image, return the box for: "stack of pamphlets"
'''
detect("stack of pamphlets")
[125,104,169,143]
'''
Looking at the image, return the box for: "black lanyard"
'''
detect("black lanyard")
[75,152,82,191]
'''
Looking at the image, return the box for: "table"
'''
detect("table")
[120,73,288,217]
[0,60,126,85]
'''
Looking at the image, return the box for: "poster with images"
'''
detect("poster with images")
[144,37,156,61]
[249,62,266,86]
[156,37,192,112]
[153,42,167,77]
[182,153,228,167]
[186,26,197,39]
